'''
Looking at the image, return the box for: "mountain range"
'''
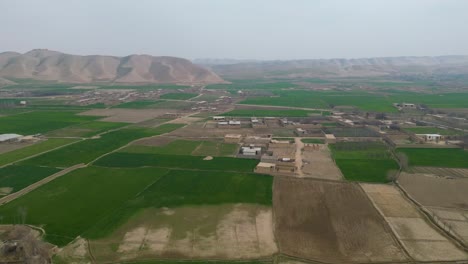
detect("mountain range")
[0,49,224,84]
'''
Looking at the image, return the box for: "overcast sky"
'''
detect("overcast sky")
[1,0,467,60]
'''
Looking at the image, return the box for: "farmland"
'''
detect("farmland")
[0,165,59,195]
[46,121,128,137]
[95,152,258,172]
[0,111,98,134]
[160,92,198,100]
[22,125,183,167]
[223,109,326,117]
[397,148,468,168]
[112,100,164,109]
[403,126,462,135]
[0,138,78,166]
[330,141,399,182]
[274,177,407,263]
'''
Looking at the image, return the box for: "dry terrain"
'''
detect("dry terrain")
[361,183,468,261]
[274,177,406,263]
[90,204,277,262]
[0,141,36,154]
[412,166,468,178]
[301,144,343,180]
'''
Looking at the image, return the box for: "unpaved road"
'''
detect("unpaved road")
[294,137,304,177]
[0,163,86,205]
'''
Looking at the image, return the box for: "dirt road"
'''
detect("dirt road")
[0,163,86,205]
[294,137,304,177]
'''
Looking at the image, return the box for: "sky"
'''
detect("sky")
[1,0,467,60]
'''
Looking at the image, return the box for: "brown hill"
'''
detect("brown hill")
[0,49,224,84]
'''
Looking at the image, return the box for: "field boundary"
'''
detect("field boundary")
[0,163,86,205]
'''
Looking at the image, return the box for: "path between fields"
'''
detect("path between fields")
[0,163,86,205]
[294,137,304,177]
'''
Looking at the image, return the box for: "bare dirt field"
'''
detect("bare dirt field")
[302,144,343,180]
[79,109,180,123]
[90,204,277,263]
[426,207,468,247]
[412,166,468,178]
[361,183,468,261]
[274,177,407,263]
[399,172,468,209]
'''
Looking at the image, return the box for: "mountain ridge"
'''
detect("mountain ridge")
[0,49,225,84]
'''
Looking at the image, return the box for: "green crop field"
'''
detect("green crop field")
[301,138,325,144]
[0,165,59,194]
[402,127,462,136]
[397,148,468,168]
[0,138,78,167]
[0,166,168,246]
[389,92,468,108]
[95,152,257,172]
[22,125,183,167]
[330,141,399,182]
[0,111,98,134]
[123,140,238,157]
[324,127,380,137]
[111,100,165,109]
[223,109,328,117]
[160,93,198,100]
[46,121,128,137]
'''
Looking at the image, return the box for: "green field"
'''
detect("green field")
[123,140,238,157]
[95,152,257,172]
[0,111,98,134]
[324,127,380,137]
[111,100,164,109]
[0,138,78,166]
[223,109,328,117]
[301,138,325,144]
[22,125,184,167]
[46,121,128,137]
[330,141,399,182]
[0,165,272,246]
[0,165,59,194]
[397,148,468,168]
[403,127,461,136]
[160,93,198,100]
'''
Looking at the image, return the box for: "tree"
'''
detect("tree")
[396,152,409,171]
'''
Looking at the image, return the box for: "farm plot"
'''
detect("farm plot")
[95,152,258,173]
[274,177,407,263]
[79,108,177,123]
[22,126,181,167]
[90,204,276,262]
[223,109,325,117]
[0,165,59,196]
[412,167,468,178]
[46,121,127,137]
[324,127,380,137]
[192,141,239,157]
[330,141,399,183]
[0,138,78,167]
[160,93,198,100]
[0,166,169,246]
[428,207,468,247]
[403,126,462,136]
[0,111,98,134]
[397,148,468,168]
[301,144,343,180]
[112,100,165,109]
[361,183,467,261]
[122,140,201,155]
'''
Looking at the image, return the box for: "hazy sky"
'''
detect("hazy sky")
[1,0,467,60]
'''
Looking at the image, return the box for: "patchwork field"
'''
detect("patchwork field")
[79,108,178,123]
[90,204,276,262]
[112,100,165,109]
[273,177,407,263]
[46,121,128,137]
[301,144,343,180]
[330,141,399,182]
[22,126,183,167]
[160,93,198,100]
[0,138,78,167]
[0,165,59,196]
[123,139,238,157]
[0,111,98,134]
[397,148,468,168]
[361,183,467,261]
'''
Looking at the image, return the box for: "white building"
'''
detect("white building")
[241,146,262,156]
[213,116,226,121]
[416,134,442,142]
[0,134,23,142]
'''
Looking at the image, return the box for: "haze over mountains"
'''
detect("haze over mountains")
[202,55,468,79]
[0,49,224,84]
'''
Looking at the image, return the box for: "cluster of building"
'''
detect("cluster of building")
[0,134,39,143]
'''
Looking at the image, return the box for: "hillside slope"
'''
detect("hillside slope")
[0,49,224,84]
[205,55,468,78]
